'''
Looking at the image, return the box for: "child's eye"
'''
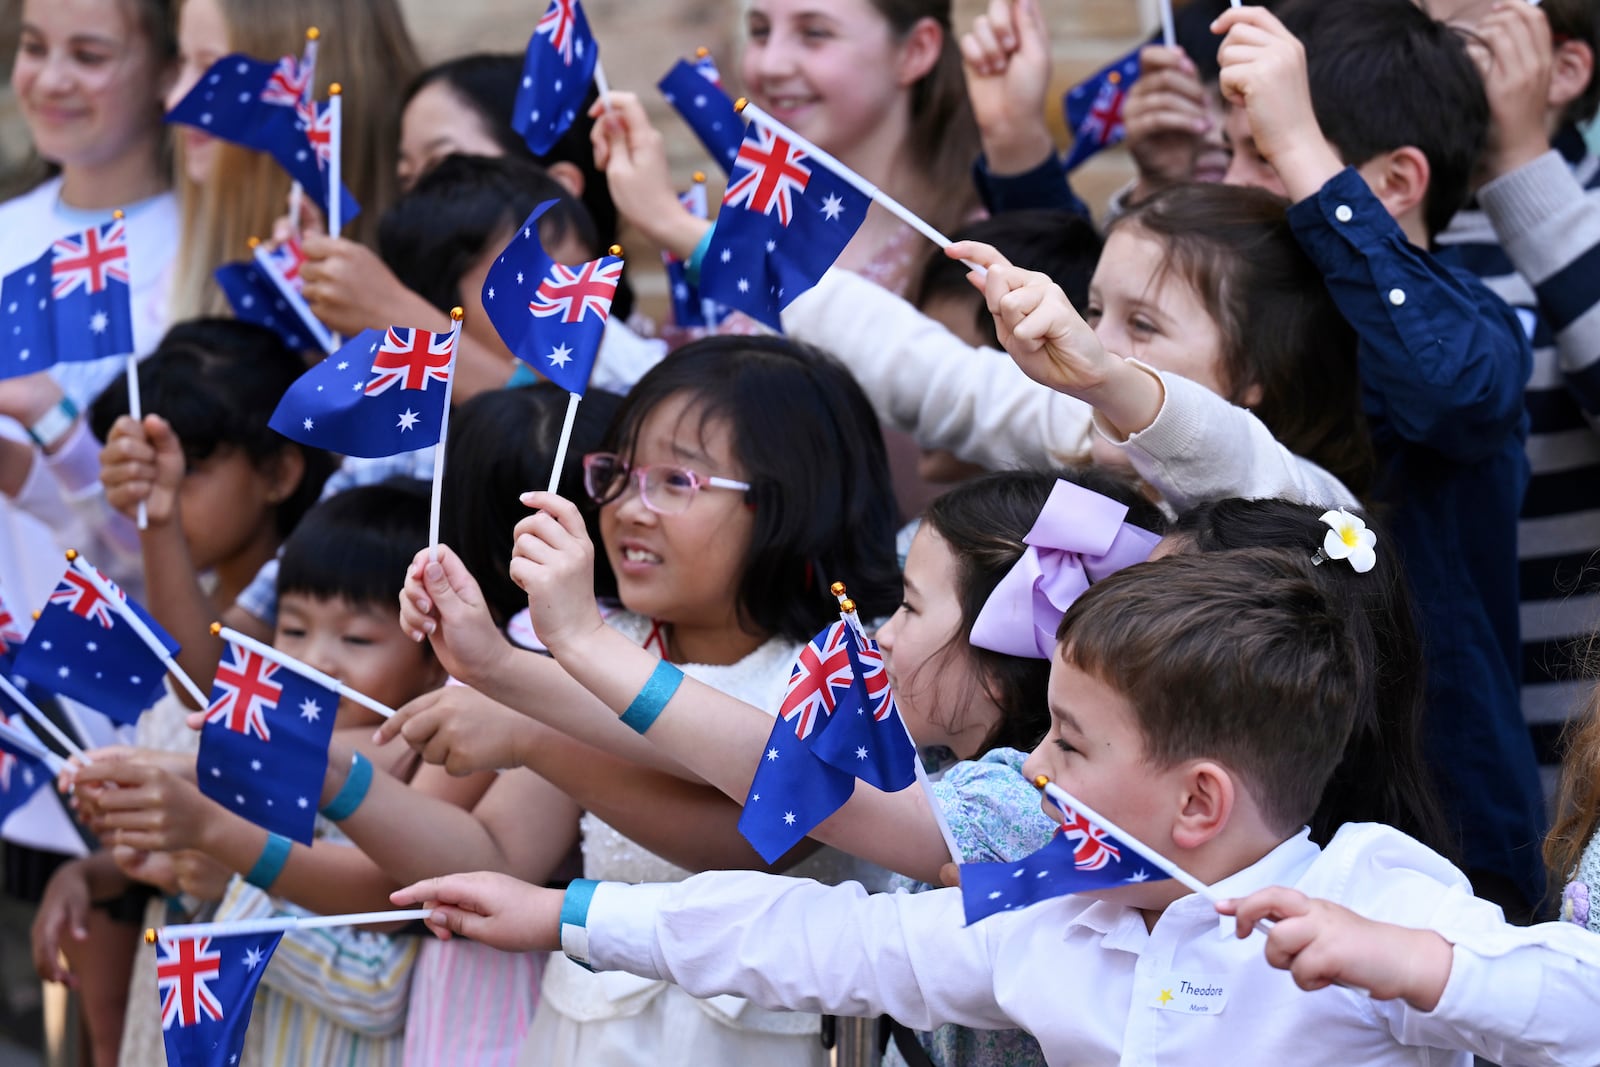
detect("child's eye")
[342,634,375,647]
[1129,316,1159,337]
[278,626,307,640]
[896,600,916,616]
[1082,304,1103,326]
[1053,738,1078,755]
[72,48,111,66]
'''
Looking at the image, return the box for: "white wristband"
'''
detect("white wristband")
[27,396,79,449]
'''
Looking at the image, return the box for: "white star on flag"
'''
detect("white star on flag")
[765,239,776,253]
[783,811,796,825]
[299,698,320,722]
[821,193,845,221]
[487,287,496,300]
[720,248,732,263]
[244,946,266,970]
[737,278,750,293]
[765,747,779,761]
[855,746,869,760]
[546,343,573,368]
[251,760,262,771]
[337,361,349,370]
[89,311,108,334]
[303,418,314,430]
[397,409,420,431]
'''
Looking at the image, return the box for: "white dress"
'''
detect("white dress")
[519,611,878,1067]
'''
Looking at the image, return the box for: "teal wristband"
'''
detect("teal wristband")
[618,660,684,734]
[320,752,373,821]
[560,878,601,971]
[245,833,292,889]
[684,223,717,287]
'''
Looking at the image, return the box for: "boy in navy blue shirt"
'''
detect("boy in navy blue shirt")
[1215,0,1543,918]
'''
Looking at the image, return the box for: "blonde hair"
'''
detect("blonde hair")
[169,0,419,319]
[1546,678,1600,894]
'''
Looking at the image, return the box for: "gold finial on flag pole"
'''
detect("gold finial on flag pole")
[306,26,320,41]
[112,210,124,221]
[608,244,624,258]
[328,82,342,96]
[695,46,710,58]
[144,928,157,944]
[829,581,846,597]
[209,621,223,637]
[692,171,706,184]
[734,97,749,113]
[247,236,262,250]
[450,306,464,322]
[64,549,78,563]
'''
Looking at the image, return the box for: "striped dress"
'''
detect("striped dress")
[1436,129,1600,795]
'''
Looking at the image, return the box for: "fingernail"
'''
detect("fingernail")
[423,621,436,635]
[372,729,385,742]
[520,491,537,503]
[425,562,444,582]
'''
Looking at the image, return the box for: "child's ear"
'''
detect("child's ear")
[895,16,945,89]
[261,447,307,507]
[1170,760,1234,851]
[1356,147,1430,229]
[1550,40,1595,116]
[545,161,587,201]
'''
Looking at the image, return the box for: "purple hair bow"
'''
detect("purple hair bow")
[969,480,1161,659]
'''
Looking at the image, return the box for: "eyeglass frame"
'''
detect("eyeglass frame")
[581,452,753,515]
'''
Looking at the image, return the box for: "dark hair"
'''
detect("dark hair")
[399,54,633,319]
[602,336,901,643]
[909,211,1103,346]
[1165,499,1454,856]
[920,467,1165,754]
[1113,183,1374,500]
[441,383,623,627]
[1532,0,1600,125]
[87,319,334,537]
[1058,550,1362,833]
[378,154,597,315]
[277,479,430,608]
[1279,0,1488,238]
[865,0,982,230]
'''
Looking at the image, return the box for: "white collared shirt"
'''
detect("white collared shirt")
[582,823,1600,1066]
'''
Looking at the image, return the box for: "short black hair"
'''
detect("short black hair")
[378,153,598,316]
[1280,0,1489,238]
[441,383,624,627]
[603,336,903,644]
[909,210,1102,346]
[88,319,335,538]
[277,479,430,609]
[400,54,633,319]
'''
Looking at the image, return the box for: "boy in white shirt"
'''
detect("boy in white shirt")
[392,550,1597,1066]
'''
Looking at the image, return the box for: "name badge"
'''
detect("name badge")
[1153,975,1229,1015]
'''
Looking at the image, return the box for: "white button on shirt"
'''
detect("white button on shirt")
[586,824,1600,1066]
[1335,204,1354,223]
[1389,288,1407,306]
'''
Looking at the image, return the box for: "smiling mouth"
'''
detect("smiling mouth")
[622,547,663,564]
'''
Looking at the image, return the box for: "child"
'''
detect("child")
[164,0,419,319]
[1214,0,1544,916]
[1430,0,1600,798]
[373,336,902,1066]
[396,551,1542,1066]
[73,480,445,1066]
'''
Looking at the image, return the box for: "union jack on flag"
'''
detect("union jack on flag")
[725,125,812,227]
[297,99,334,166]
[51,218,128,299]
[513,0,598,155]
[530,260,623,325]
[1061,47,1141,171]
[778,621,853,741]
[48,569,115,629]
[1054,803,1123,871]
[156,930,282,1067]
[265,235,306,293]
[740,615,917,862]
[0,589,26,663]
[260,55,310,107]
[365,325,456,396]
[536,0,583,65]
[204,642,280,742]
[0,710,49,825]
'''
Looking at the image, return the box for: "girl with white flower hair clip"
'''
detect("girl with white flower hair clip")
[1312,508,1378,573]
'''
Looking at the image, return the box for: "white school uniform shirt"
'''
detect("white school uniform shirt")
[576,823,1600,1066]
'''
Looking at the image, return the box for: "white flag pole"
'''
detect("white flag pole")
[213,623,397,720]
[428,308,464,563]
[1160,0,1176,47]
[325,83,344,348]
[148,909,432,943]
[110,209,148,531]
[288,26,320,233]
[0,716,67,775]
[66,551,208,708]
[545,393,583,495]
[250,238,335,354]
[0,674,83,759]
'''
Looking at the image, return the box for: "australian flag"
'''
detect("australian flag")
[739,621,918,863]
[268,324,456,458]
[215,258,327,355]
[11,565,178,726]
[197,640,341,844]
[658,55,743,172]
[482,202,620,395]
[959,782,1170,924]
[700,121,870,332]
[514,0,599,156]
[166,54,359,223]
[663,181,725,329]
[0,218,134,379]
[0,712,51,827]
[1061,47,1141,172]
[0,585,27,674]
[157,929,282,1067]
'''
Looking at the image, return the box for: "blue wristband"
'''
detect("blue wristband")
[320,752,373,821]
[684,223,717,286]
[560,878,601,971]
[618,660,684,734]
[245,833,292,889]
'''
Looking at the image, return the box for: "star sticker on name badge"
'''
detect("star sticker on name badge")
[397,409,420,431]
[546,343,573,368]
[1157,989,1174,1005]
[820,193,845,221]
[299,697,321,722]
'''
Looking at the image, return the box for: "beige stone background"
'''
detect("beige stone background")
[0,0,1162,311]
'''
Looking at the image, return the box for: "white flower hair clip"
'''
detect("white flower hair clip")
[1312,509,1377,573]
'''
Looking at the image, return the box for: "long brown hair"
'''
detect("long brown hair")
[1546,679,1600,893]
[1112,184,1375,501]
[867,0,979,232]
[168,0,418,319]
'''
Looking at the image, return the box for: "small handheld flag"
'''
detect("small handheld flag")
[663,176,725,329]
[513,0,600,155]
[0,713,53,826]
[0,216,134,380]
[165,53,359,224]
[214,250,330,355]
[738,599,919,863]
[658,51,743,173]
[11,553,188,725]
[1061,48,1141,172]
[197,636,343,844]
[268,319,458,459]
[155,928,282,1067]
